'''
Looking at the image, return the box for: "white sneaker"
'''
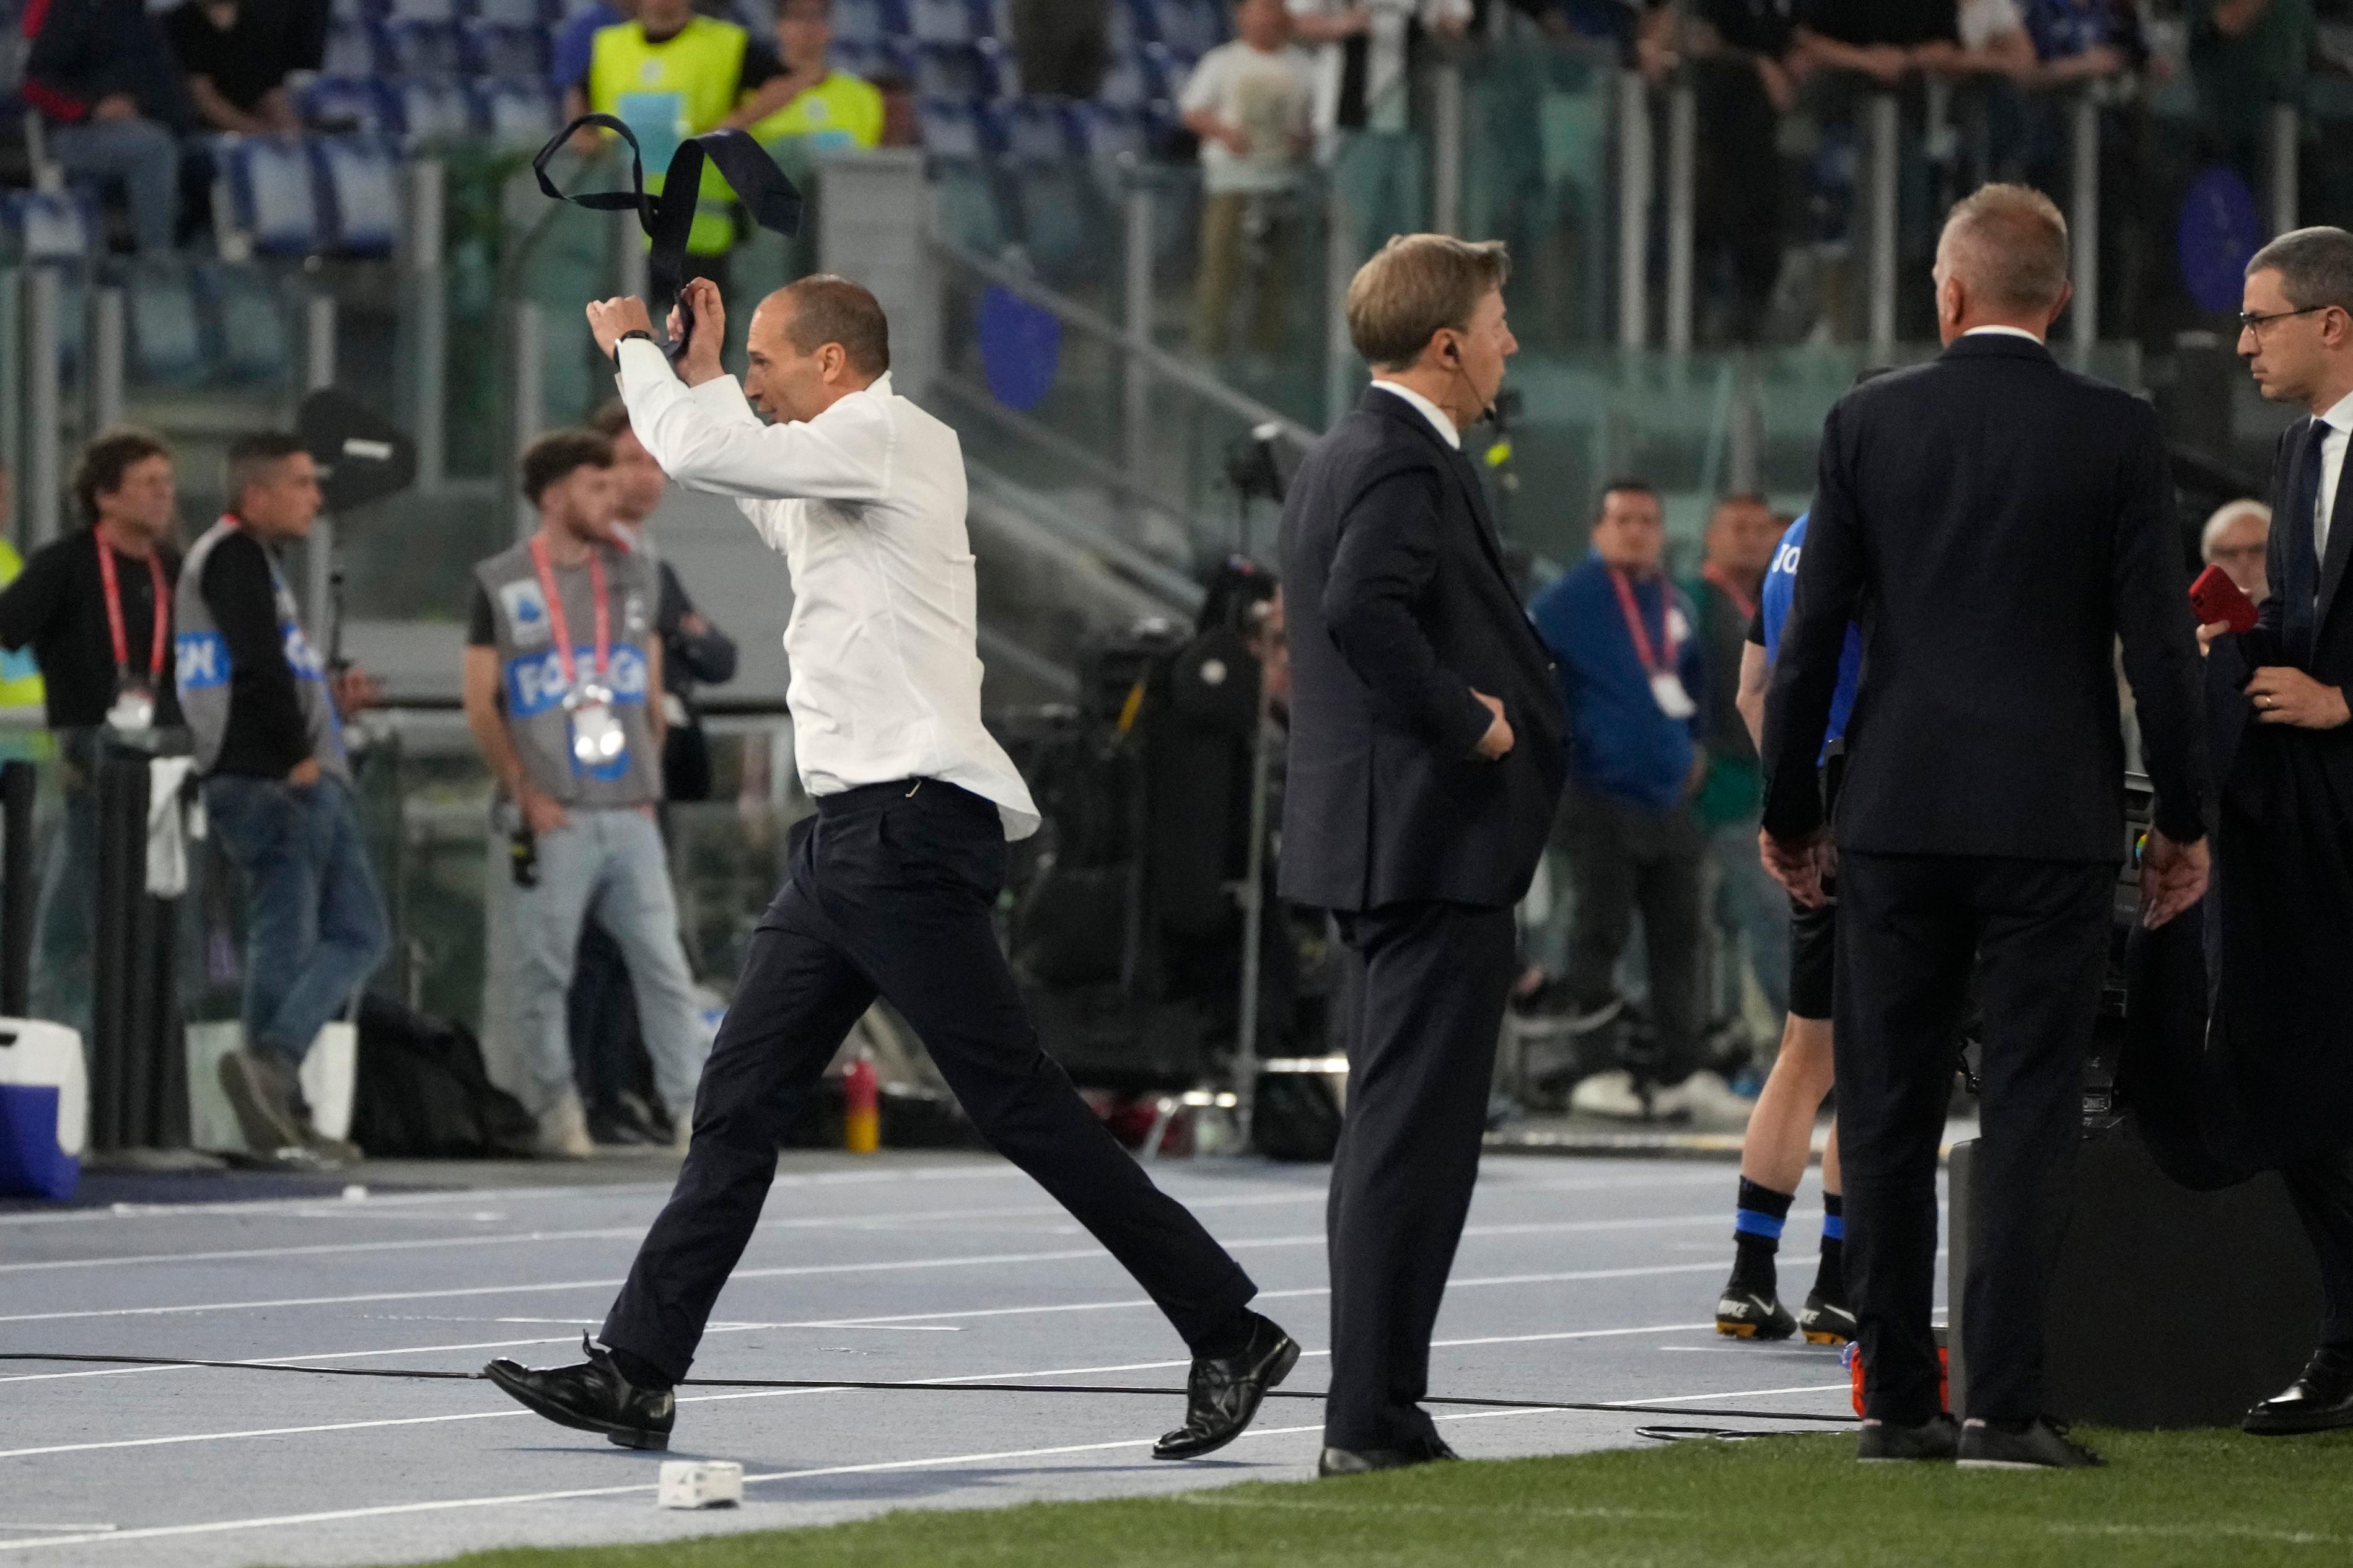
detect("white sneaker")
[1569,1069,1648,1121]
[535,1092,598,1160]
[1663,1070,1756,1131]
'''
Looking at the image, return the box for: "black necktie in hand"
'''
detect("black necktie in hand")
[2284,418,2331,667]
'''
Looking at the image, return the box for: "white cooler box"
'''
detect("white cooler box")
[186,1020,357,1153]
[0,1018,88,1200]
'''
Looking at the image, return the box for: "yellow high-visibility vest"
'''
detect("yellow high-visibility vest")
[0,539,43,711]
[747,70,884,151]
[587,17,749,256]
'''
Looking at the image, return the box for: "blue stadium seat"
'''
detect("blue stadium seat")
[1115,0,1158,46]
[910,0,989,44]
[194,263,293,384]
[471,79,559,143]
[1097,48,1169,111]
[321,19,388,76]
[470,0,552,24]
[4,191,93,261]
[221,137,324,257]
[464,22,548,79]
[1001,98,1075,164]
[385,0,457,21]
[1067,100,1147,164]
[914,96,991,160]
[329,0,383,22]
[312,136,403,256]
[393,78,473,141]
[385,19,467,76]
[1150,0,1224,56]
[124,262,206,386]
[301,75,397,133]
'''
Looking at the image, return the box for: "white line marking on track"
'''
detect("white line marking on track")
[0,1325,1828,1463]
[0,1376,1836,1551]
[0,1212,1782,1325]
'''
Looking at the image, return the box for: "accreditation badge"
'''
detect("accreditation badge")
[565,682,628,770]
[106,680,156,734]
[1649,671,1698,721]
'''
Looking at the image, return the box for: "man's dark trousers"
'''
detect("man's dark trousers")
[602,779,1257,1381]
[1325,899,1516,1451]
[1835,850,2111,1426]
[1558,787,1707,1085]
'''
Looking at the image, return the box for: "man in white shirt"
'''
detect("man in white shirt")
[1287,0,1468,258]
[1181,0,1315,358]
[484,275,1299,1461]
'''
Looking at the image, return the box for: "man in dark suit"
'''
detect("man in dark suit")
[1760,183,2211,1469]
[2203,226,2353,1437]
[1280,233,1565,1476]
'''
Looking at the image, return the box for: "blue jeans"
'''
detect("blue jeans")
[48,117,177,253]
[510,806,706,1118]
[206,775,390,1067]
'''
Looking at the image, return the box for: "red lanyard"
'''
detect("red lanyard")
[95,532,167,684]
[1701,561,1758,623]
[1608,566,1678,677]
[529,535,609,687]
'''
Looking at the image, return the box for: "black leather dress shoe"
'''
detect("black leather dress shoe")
[1956,1416,2104,1470]
[1152,1313,1301,1460]
[484,1335,676,1450]
[1856,1412,1959,1463]
[1317,1434,1461,1478]
[2245,1348,2353,1436]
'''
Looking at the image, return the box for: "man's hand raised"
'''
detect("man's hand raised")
[586,296,656,360]
[665,278,727,387]
[2140,829,2210,931]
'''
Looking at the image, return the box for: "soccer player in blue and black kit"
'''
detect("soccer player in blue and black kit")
[1714,512,1863,1343]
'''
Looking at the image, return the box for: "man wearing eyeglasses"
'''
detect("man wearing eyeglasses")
[2200,224,2353,1438]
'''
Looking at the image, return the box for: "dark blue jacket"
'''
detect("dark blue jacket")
[1531,553,1706,814]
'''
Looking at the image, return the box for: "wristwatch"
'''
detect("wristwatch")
[616,328,654,351]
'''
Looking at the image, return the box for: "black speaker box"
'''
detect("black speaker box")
[1948,1132,2321,1427]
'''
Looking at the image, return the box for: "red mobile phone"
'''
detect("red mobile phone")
[2189,564,2259,635]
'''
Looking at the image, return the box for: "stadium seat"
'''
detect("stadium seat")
[393,79,473,142]
[464,21,548,79]
[301,75,398,133]
[914,95,992,161]
[4,190,91,261]
[831,38,897,83]
[1001,97,1075,165]
[1149,0,1224,56]
[1097,48,1168,112]
[328,0,381,23]
[322,19,389,76]
[910,0,989,45]
[1067,100,1148,165]
[470,0,552,25]
[123,262,206,386]
[313,136,403,256]
[385,0,457,22]
[220,136,324,257]
[385,19,467,76]
[471,79,560,144]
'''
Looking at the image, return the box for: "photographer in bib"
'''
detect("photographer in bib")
[177,433,390,1165]
[463,431,709,1160]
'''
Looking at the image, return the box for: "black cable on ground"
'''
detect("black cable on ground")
[0,1351,1859,1426]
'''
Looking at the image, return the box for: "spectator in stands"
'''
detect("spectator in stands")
[24,0,198,253]
[1648,1,1802,341]
[1795,0,1960,84]
[2020,0,2138,84]
[177,434,389,1168]
[463,431,708,1158]
[566,0,793,283]
[1530,480,1747,1128]
[743,0,886,152]
[0,431,183,1046]
[1686,494,1789,1049]
[1183,0,1316,362]
[164,0,301,136]
[1010,0,1111,99]
[2190,0,2311,183]
[1289,0,1469,254]
[2203,497,2274,604]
